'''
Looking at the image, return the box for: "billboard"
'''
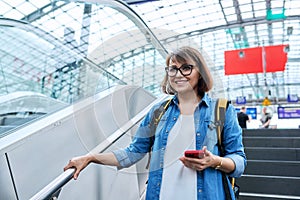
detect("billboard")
[224,44,288,75]
[277,106,300,119]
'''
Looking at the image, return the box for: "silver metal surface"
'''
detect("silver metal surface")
[0,85,160,200]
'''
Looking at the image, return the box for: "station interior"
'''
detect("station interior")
[0,0,300,200]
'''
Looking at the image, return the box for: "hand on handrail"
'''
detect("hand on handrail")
[64,152,119,180]
[64,154,93,180]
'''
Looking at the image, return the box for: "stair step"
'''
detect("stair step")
[243,137,300,148]
[239,192,300,200]
[237,175,300,196]
[244,160,300,177]
[2,117,37,126]
[245,147,300,161]
[244,129,300,137]
[240,128,300,198]
[0,125,17,135]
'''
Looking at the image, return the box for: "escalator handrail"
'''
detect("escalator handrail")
[29,95,169,200]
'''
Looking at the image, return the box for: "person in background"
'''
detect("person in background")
[260,107,272,128]
[64,46,246,200]
[237,106,251,129]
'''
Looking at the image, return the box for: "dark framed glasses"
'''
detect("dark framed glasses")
[165,64,194,77]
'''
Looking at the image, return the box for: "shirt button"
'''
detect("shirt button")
[197,133,200,136]
[173,117,176,121]
[198,189,202,193]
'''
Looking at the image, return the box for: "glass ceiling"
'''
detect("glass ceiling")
[1,0,300,105]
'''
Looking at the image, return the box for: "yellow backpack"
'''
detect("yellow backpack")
[215,98,240,199]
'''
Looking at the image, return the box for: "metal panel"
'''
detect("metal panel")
[0,154,17,200]
[0,85,156,199]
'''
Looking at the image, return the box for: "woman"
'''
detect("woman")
[64,46,246,200]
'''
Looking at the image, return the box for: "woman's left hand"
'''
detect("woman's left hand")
[179,146,219,171]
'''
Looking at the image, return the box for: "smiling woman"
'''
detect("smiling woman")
[64,46,246,200]
[162,46,213,97]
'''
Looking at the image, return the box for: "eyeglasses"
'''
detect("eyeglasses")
[165,64,194,77]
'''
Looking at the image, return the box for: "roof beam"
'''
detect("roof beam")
[21,2,68,23]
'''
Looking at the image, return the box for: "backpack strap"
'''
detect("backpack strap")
[145,98,172,169]
[215,98,238,197]
[154,98,172,126]
[215,98,228,150]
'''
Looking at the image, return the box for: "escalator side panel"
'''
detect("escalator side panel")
[0,154,17,200]
[0,85,156,200]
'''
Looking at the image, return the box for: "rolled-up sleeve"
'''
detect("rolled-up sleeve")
[112,104,159,169]
[226,154,246,177]
[112,149,135,169]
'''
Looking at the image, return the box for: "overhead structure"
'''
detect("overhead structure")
[0,0,299,102]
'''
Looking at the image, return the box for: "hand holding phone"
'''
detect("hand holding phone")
[184,150,205,158]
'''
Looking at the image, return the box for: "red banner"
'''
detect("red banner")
[264,45,288,72]
[224,47,262,75]
[224,45,288,75]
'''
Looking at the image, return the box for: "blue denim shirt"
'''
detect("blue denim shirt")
[113,94,246,200]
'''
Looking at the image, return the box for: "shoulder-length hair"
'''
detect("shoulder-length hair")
[161,46,213,97]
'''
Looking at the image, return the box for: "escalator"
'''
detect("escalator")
[0,91,67,137]
[0,1,171,199]
[0,85,164,200]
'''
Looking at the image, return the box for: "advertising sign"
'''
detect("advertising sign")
[236,96,246,105]
[277,106,300,119]
[287,94,299,103]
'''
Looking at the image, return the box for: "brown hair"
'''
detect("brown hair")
[161,46,213,97]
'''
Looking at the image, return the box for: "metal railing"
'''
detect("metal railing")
[30,95,169,200]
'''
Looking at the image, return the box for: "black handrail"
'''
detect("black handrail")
[29,95,168,200]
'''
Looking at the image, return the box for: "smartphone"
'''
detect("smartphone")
[184,150,205,158]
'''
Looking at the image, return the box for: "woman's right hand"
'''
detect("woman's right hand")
[63,154,92,180]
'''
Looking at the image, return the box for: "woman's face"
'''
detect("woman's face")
[167,59,200,95]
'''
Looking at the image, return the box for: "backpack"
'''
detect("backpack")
[148,98,239,199]
[215,98,240,199]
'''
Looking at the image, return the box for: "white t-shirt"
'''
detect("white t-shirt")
[160,115,197,200]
